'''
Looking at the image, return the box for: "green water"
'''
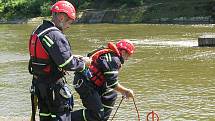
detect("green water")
[0,23,215,121]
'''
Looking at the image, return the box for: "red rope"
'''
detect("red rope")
[110,96,140,121]
[132,97,140,121]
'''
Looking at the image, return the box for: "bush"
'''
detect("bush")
[0,0,145,19]
[41,2,51,16]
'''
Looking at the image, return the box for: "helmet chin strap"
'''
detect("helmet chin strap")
[119,50,124,64]
[119,56,124,64]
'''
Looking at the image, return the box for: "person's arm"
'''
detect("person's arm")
[98,54,134,99]
[42,31,89,71]
[114,83,134,99]
[97,54,120,88]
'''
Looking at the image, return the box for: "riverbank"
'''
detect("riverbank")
[0,0,214,24]
[0,13,214,25]
[76,8,214,24]
[1,0,215,24]
[56,0,215,24]
[1,12,214,25]
[0,17,49,24]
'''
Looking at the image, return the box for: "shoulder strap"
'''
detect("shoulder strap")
[37,27,60,37]
[107,42,121,57]
[91,48,113,62]
[87,46,105,57]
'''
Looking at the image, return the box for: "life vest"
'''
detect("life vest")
[28,27,59,76]
[88,42,121,87]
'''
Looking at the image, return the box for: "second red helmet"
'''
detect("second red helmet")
[116,39,135,55]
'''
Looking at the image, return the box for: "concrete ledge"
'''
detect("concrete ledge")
[76,8,215,24]
[198,35,215,46]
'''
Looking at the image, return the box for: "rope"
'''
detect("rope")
[110,96,140,121]
[132,97,140,121]
[110,96,125,121]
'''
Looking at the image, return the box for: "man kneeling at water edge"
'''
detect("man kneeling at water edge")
[71,40,135,121]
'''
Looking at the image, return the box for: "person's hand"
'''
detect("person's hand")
[124,89,134,99]
[81,57,92,67]
[74,55,92,67]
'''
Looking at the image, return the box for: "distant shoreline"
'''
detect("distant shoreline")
[1,17,214,25]
[0,17,214,25]
[0,17,48,24]
[0,9,214,24]
[76,9,215,24]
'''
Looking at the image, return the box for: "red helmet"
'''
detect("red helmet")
[116,39,135,55]
[51,1,76,20]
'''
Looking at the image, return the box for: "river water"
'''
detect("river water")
[0,23,215,121]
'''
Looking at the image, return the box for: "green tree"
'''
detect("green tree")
[0,0,144,19]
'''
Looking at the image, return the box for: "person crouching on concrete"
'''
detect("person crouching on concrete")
[72,39,135,121]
